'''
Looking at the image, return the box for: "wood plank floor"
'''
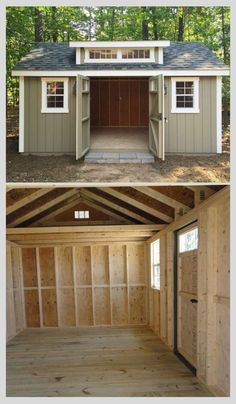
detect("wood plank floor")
[6,326,213,397]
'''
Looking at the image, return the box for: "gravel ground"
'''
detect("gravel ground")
[6,136,230,183]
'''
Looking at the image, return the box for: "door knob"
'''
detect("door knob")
[190,298,198,304]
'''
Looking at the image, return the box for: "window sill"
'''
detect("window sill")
[41,109,69,114]
[151,286,160,291]
[171,109,200,114]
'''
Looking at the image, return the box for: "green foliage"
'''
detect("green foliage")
[6,6,230,109]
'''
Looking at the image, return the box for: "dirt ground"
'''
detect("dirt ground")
[6,134,230,183]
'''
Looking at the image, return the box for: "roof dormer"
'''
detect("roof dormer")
[69,40,170,65]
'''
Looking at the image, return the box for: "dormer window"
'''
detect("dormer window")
[122,49,150,59]
[89,49,117,60]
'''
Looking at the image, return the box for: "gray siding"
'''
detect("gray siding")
[164,77,217,153]
[24,77,76,153]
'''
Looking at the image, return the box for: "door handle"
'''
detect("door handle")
[190,298,198,304]
[164,117,168,123]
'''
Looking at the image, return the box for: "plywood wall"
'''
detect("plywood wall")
[6,244,25,341]
[148,188,230,396]
[19,242,147,328]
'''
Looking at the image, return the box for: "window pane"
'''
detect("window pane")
[176,82,185,88]
[185,81,194,88]
[179,227,198,252]
[151,240,160,289]
[185,88,194,94]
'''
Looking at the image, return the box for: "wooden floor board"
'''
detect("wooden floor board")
[6,326,213,397]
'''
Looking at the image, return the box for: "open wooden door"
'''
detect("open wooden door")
[177,224,198,368]
[149,75,165,160]
[76,75,90,160]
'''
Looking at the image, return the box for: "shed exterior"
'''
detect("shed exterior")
[12,41,229,159]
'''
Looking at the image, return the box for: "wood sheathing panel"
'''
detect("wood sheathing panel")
[18,241,148,328]
[6,245,25,341]
[6,189,40,209]
[148,187,230,396]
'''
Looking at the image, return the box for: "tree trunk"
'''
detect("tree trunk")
[141,7,149,40]
[221,7,229,128]
[177,10,184,41]
[109,8,116,40]
[51,7,58,43]
[151,8,158,40]
[34,8,43,42]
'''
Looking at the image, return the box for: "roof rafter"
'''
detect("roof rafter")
[81,189,153,224]
[7,188,54,215]
[100,187,173,223]
[7,189,79,227]
[132,186,190,210]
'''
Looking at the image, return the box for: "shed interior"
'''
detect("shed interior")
[6,185,229,397]
[90,78,149,151]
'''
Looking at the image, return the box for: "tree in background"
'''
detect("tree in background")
[6,6,230,127]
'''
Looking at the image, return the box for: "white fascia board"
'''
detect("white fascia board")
[12,69,230,77]
[69,40,170,48]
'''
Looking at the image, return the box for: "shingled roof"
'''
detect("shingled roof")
[12,41,228,71]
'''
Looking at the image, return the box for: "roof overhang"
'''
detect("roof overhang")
[69,40,171,48]
[12,69,230,77]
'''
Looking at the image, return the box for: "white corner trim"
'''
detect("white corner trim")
[12,69,230,77]
[41,77,69,113]
[171,77,200,113]
[76,48,81,65]
[157,48,163,64]
[216,76,222,153]
[19,77,24,152]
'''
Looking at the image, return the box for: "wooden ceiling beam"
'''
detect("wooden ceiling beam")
[81,189,153,224]
[80,197,132,224]
[29,194,82,226]
[7,189,79,227]
[100,187,173,223]
[7,224,164,234]
[6,188,53,215]
[132,186,190,210]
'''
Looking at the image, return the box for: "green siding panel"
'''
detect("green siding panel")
[164,77,217,153]
[24,77,76,153]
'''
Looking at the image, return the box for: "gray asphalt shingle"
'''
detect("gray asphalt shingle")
[12,41,228,71]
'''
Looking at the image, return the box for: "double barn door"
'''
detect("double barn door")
[90,78,149,128]
[76,74,165,160]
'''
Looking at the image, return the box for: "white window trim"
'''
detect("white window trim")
[151,239,160,290]
[41,77,69,113]
[84,47,155,63]
[171,77,200,113]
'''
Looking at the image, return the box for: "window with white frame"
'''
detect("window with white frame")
[89,49,117,59]
[179,227,198,253]
[74,210,90,219]
[41,78,69,113]
[122,49,150,59]
[151,239,160,289]
[171,77,199,113]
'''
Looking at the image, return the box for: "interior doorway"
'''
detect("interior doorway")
[90,77,149,151]
[174,222,198,371]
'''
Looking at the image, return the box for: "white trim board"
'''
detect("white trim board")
[216,76,222,153]
[19,77,24,152]
[69,40,170,48]
[171,77,199,114]
[12,69,230,77]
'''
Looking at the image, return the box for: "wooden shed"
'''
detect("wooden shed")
[6,185,229,397]
[12,41,229,162]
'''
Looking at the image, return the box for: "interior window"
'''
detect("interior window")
[151,239,160,289]
[179,227,198,253]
